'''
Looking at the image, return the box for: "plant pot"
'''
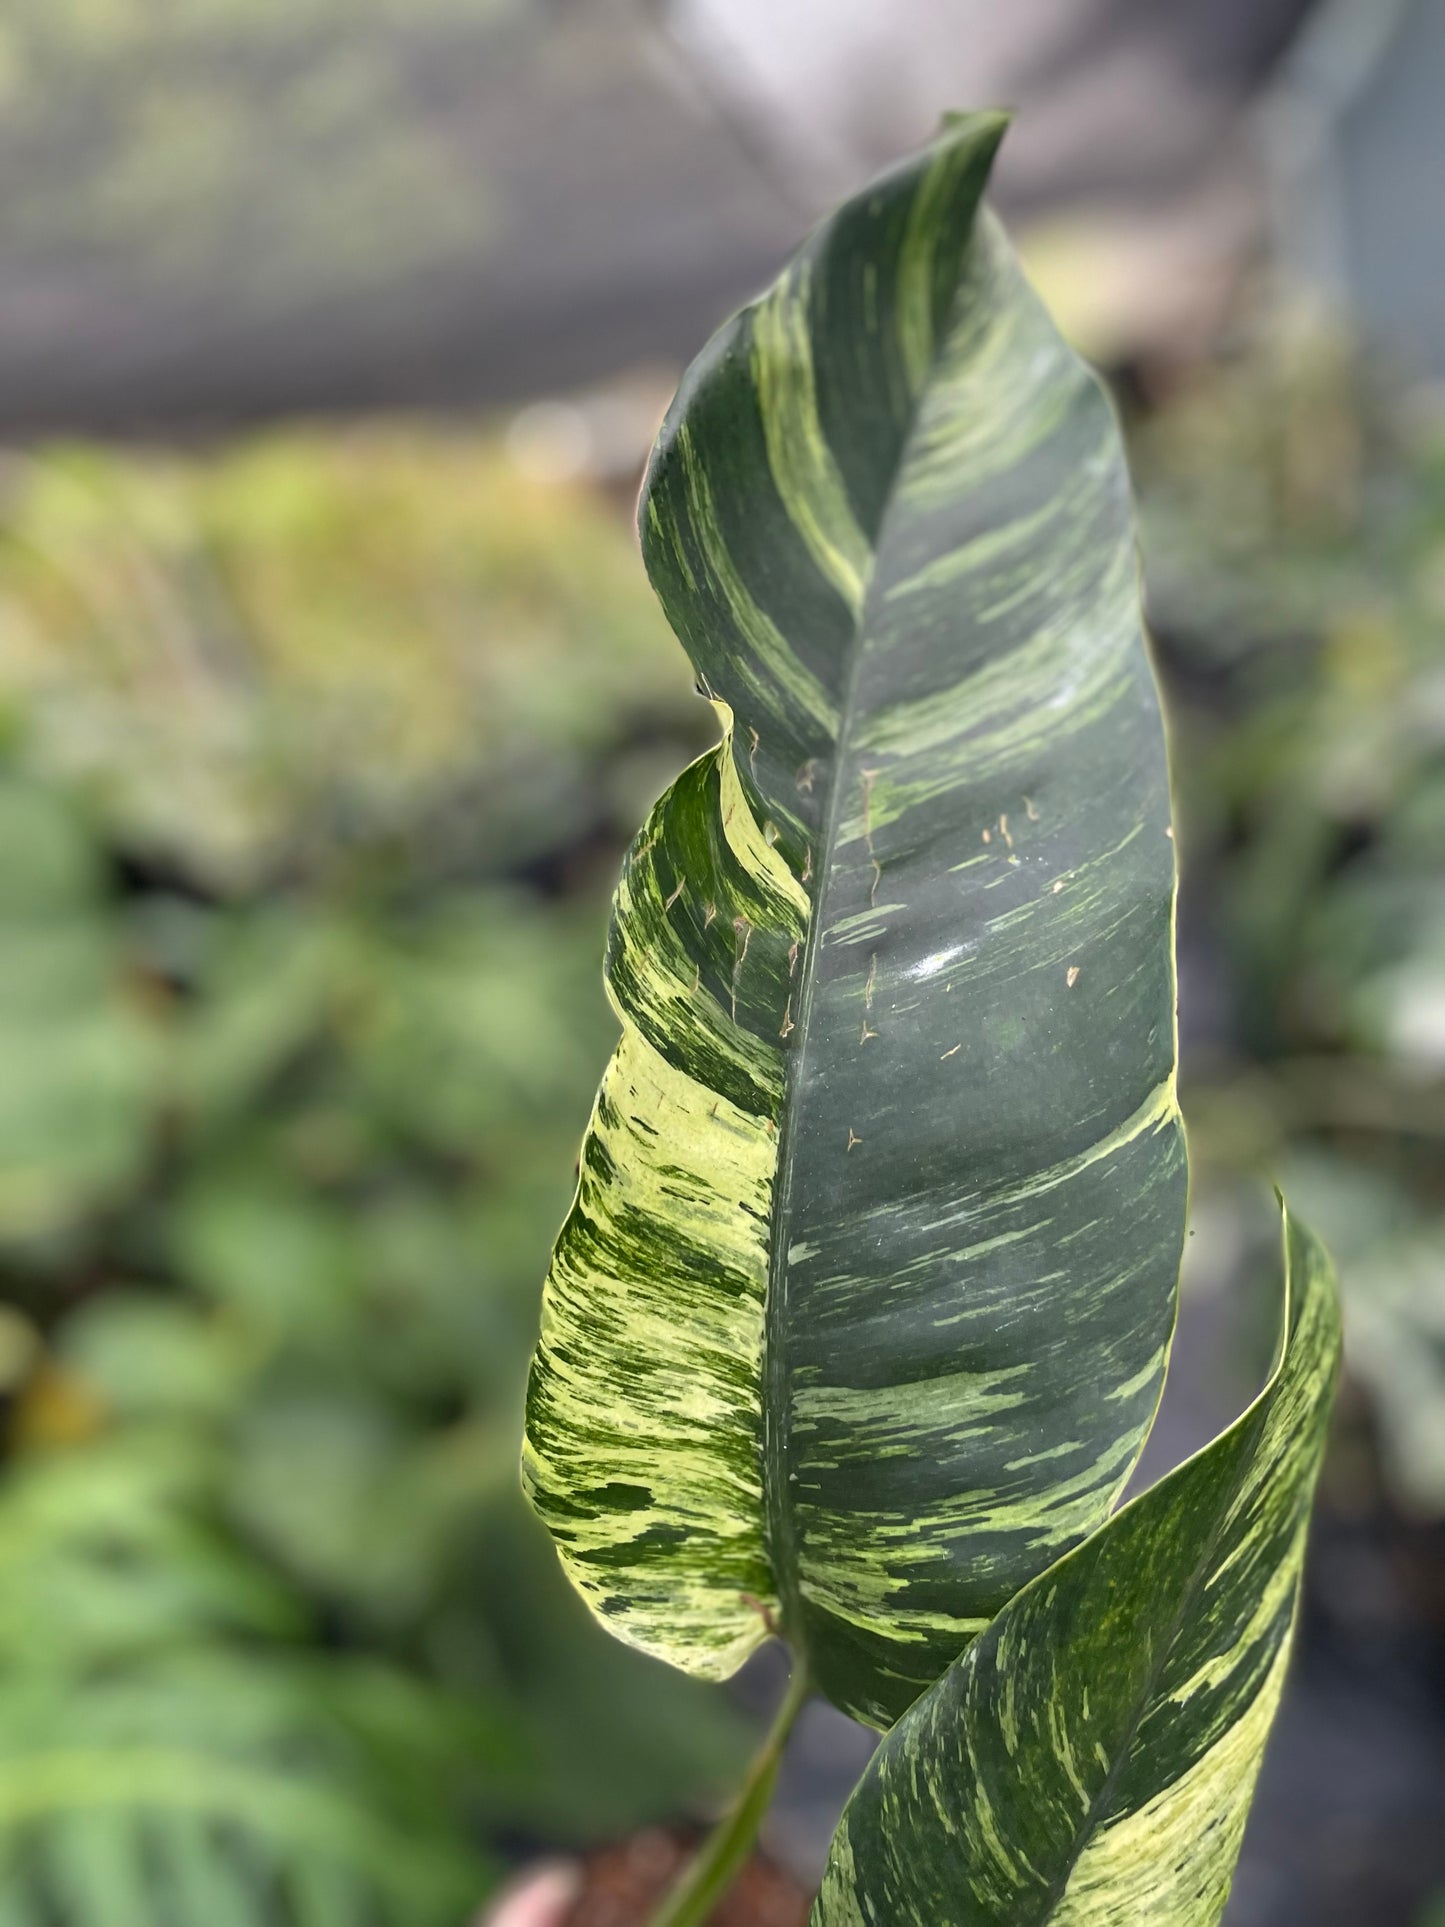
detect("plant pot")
[484,1829,810,1927]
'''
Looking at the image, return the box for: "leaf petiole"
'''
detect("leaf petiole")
[647,1659,811,1927]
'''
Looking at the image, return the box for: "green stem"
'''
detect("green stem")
[647,1661,811,1927]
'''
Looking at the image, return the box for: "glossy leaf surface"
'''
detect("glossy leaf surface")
[523,113,1187,1726]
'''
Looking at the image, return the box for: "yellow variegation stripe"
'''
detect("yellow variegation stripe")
[655,429,840,736]
[524,1017,779,1676]
[752,269,870,617]
[523,734,804,1673]
[1052,1636,1291,1926]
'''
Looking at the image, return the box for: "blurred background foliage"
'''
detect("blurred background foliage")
[0,0,509,293]
[0,433,740,1922]
[1135,328,1445,1517]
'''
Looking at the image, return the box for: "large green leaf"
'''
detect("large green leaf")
[523,113,1187,1727]
[813,1206,1340,1925]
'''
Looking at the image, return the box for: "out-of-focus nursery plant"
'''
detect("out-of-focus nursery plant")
[1137,327,1445,1515]
[523,115,1340,1925]
[0,429,743,1920]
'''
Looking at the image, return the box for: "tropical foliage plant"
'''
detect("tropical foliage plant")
[523,112,1342,1924]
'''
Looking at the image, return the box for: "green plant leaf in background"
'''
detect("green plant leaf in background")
[813,1206,1340,1926]
[523,112,1187,1729]
[0,774,162,1244]
[0,1437,493,1927]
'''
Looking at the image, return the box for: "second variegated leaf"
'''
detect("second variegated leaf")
[812,1207,1341,1925]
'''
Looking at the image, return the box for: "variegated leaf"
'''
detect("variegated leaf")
[522,112,1187,1727]
[813,1206,1341,1925]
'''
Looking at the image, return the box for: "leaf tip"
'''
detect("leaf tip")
[936,106,1013,171]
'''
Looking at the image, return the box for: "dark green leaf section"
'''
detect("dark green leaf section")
[813,1207,1341,1926]
[524,112,1188,1727]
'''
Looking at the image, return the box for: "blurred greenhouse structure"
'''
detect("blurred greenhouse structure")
[0,2,1442,1924]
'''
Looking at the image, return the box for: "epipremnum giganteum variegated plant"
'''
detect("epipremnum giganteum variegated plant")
[522,112,1341,1924]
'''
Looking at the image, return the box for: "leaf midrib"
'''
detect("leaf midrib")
[760,219,984,1651]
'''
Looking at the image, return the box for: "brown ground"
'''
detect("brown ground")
[562,1829,810,1927]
